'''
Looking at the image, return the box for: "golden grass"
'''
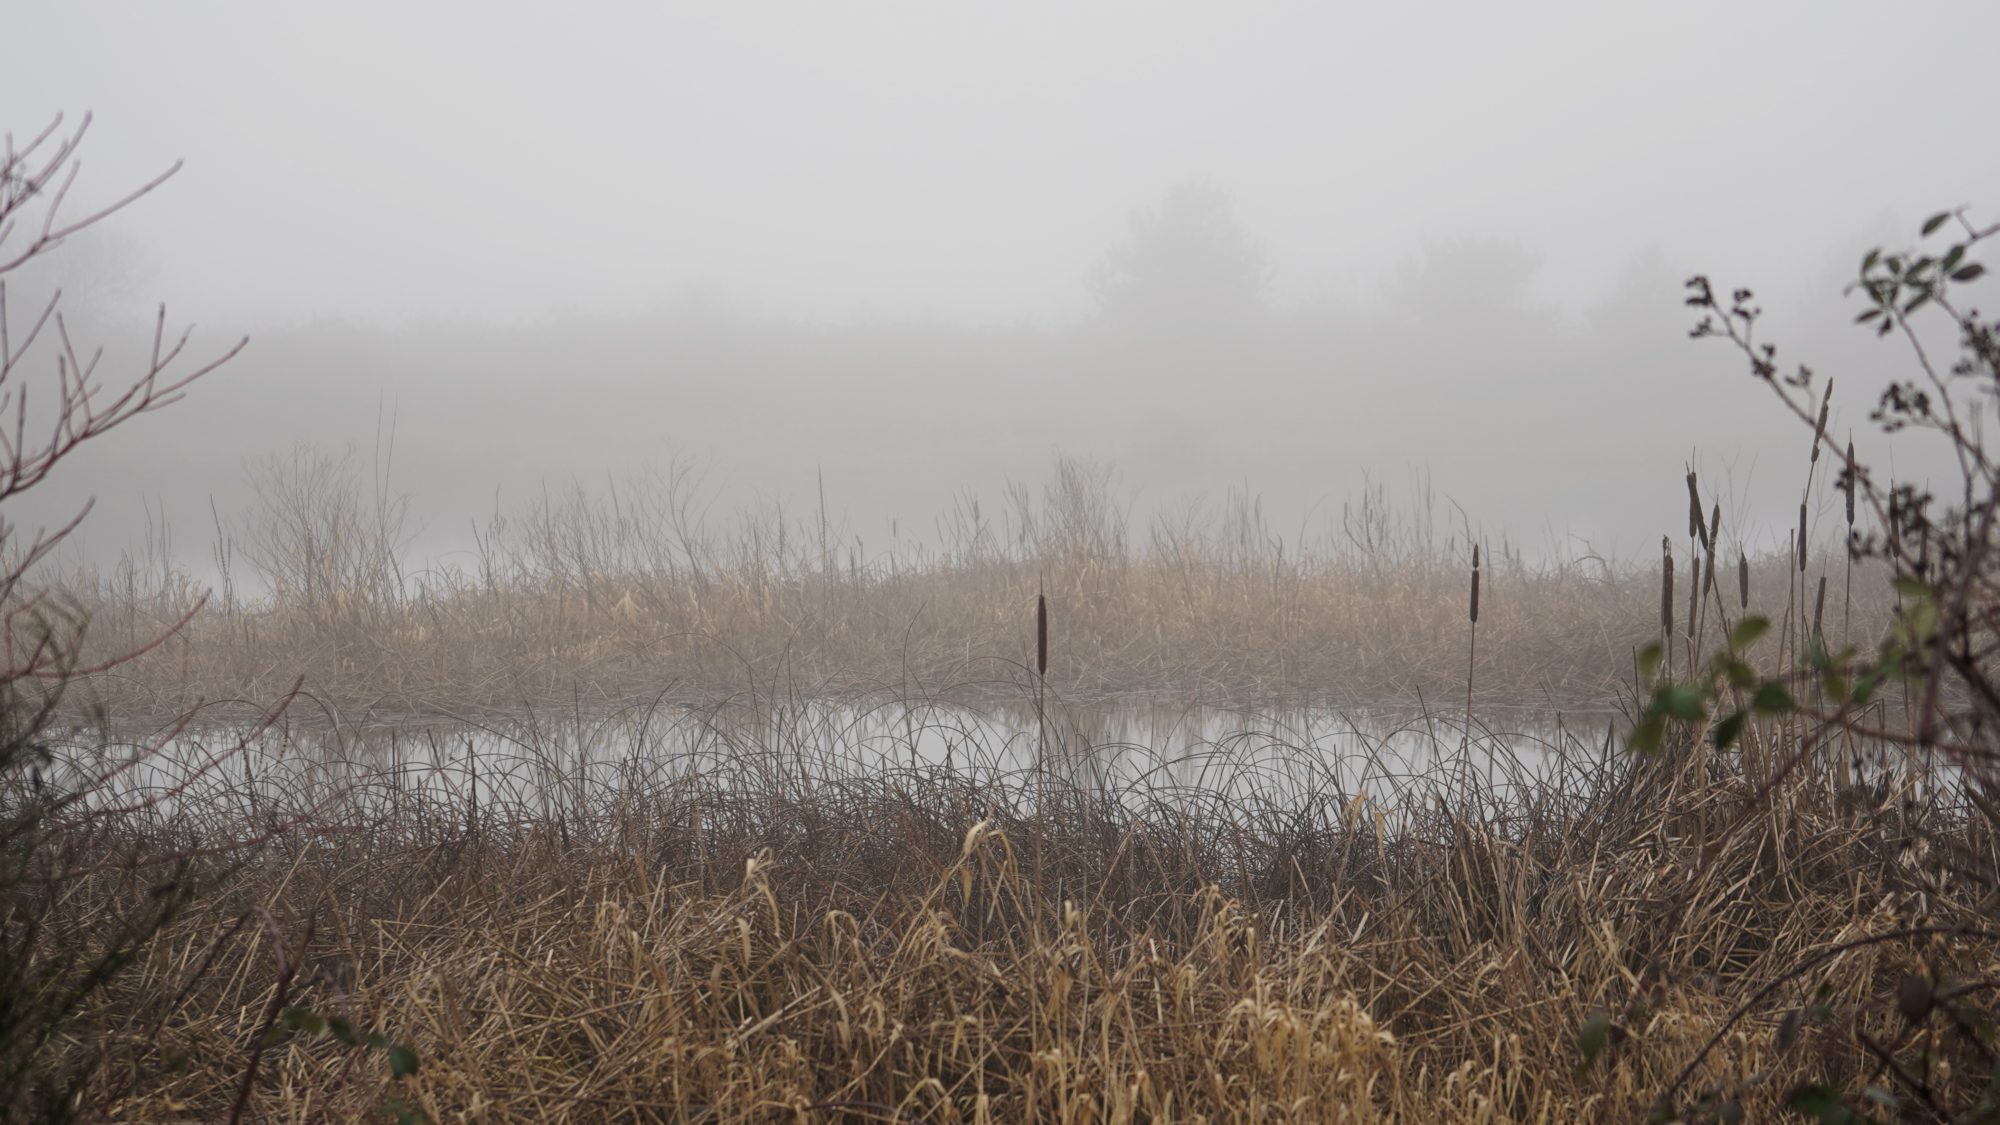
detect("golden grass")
[29,717,1989,1123]
[47,469,1898,726]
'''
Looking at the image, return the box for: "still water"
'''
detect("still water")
[45,694,1630,822]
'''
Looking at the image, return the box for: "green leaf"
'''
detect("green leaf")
[327,1016,357,1046]
[1575,1009,1612,1078]
[1922,211,1951,236]
[1711,710,1747,750]
[1851,669,1881,707]
[1854,308,1882,324]
[1638,643,1663,682]
[1629,714,1665,755]
[1788,1083,1871,1123]
[388,1044,420,1080]
[1730,615,1772,651]
[1721,657,1757,689]
[1752,682,1795,714]
[1861,1086,1900,1109]
[1656,684,1707,721]
[1892,577,1933,600]
[1951,262,1986,282]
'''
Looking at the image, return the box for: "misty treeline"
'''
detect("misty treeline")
[19,179,1832,576]
[21,182,1911,719]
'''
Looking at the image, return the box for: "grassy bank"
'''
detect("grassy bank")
[23,710,1987,1122]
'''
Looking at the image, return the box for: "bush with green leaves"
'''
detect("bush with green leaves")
[1625,209,2000,1122]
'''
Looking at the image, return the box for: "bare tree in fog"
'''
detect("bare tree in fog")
[1089,180,1271,333]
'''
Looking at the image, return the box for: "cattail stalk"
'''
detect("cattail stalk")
[1844,437,1856,644]
[1462,544,1480,788]
[1033,586,1049,893]
[1705,504,1721,586]
[1686,471,1702,542]
[1687,554,1701,663]
[1797,503,1808,574]
[1812,575,1826,647]
[1036,592,1049,677]
[1660,537,1674,679]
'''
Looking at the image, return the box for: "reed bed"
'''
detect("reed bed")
[44,464,1897,726]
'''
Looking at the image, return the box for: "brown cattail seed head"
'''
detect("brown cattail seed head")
[1688,554,1701,634]
[1739,552,1749,610]
[1798,503,1809,573]
[1845,440,1857,528]
[1686,471,1701,541]
[1661,538,1675,639]
[1035,593,1048,676]
[1811,381,1832,462]
[1469,544,1481,625]
[1813,575,1827,639]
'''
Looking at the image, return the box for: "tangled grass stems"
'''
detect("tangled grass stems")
[13,696,1988,1121]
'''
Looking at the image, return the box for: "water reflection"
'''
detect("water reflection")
[42,695,1631,827]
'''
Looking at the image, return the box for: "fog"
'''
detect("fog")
[5,1,1996,574]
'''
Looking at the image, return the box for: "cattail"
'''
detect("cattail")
[1035,593,1048,676]
[1468,543,1481,624]
[1739,552,1750,610]
[1660,537,1674,641]
[1845,440,1857,529]
[1687,552,1700,638]
[1798,503,1809,573]
[1811,381,1833,462]
[1705,502,1721,589]
[1685,471,1702,543]
[1812,575,1827,641]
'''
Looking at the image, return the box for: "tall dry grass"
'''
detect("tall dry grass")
[44,456,1896,726]
[24,705,1987,1122]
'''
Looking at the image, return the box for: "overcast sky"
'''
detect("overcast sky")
[3,2,1996,572]
[8,1,1994,326]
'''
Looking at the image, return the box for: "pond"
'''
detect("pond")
[43,693,1633,825]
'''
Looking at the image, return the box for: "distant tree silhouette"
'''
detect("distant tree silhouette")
[1089,181,1270,332]
[1381,236,1553,339]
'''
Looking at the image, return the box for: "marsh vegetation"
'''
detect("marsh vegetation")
[3,114,1998,1123]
